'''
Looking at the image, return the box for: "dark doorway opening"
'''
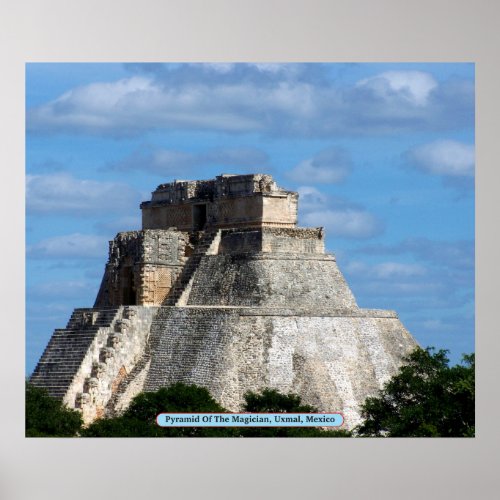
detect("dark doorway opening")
[193,204,207,230]
[121,266,136,305]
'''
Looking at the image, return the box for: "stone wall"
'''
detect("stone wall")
[185,253,358,310]
[94,229,189,307]
[142,204,193,231]
[261,194,298,227]
[67,306,158,424]
[144,306,417,429]
[141,173,299,231]
[142,194,298,231]
[218,227,324,254]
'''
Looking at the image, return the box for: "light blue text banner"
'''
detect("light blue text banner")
[156,413,344,427]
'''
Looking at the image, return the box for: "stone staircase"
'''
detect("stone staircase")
[104,306,169,417]
[164,230,221,306]
[104,353,150,417]
[30,308,121,400]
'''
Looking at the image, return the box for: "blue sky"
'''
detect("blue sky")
[26,63,475,374]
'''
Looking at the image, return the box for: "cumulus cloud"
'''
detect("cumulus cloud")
[110,146,269,175]
[27,233,108,259]
[199,63,235,74]
[356,237,474,270]
[28,280,98,299]
[357,71,438,106]
[297,186,383,239]
[302,209,383,239]
[26,173,140,215]
[94,215,141,235]
[297,186,329,212]
[404,140,475,177]
[342,254,470,322]
[26,65,474,138]
[345,237,474,318]
[345,260,427,279]
[288,148,352,184]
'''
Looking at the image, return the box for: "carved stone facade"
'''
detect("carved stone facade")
[94,230,190,307]
[141,173,298,231]
[31,173,418,429]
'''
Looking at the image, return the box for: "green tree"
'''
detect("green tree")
[240,388,351,437]
[356,347,475,437]
[82,383,238,437]
[82,384,351,437]
[26,382,83,437]
[244,388,317,413]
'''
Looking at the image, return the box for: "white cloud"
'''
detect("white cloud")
[356,238,474,270]
[288,148,351,184]
[26,66,473,137]
[348,238,474,315]
[110,146,269,174]
[373,262,426,278]
[421,319,454,331]
[405,140,475,177]
[252,63,285,73]
[26,173,140,215]
[27,233,108,259]
[357,71,438,106]
[302,209,382,239]
[345,260,426,279]
[297,186,383,239]
[28,280,97,299]
[359,281,444,295]
[199,63,235,74]
[94,215,142,235]
[297,186,329,212]
[28,77,265,135]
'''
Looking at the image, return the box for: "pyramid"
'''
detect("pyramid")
[31,174,417,428]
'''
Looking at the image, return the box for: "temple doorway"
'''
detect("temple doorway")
[193,204,207,230]
[121,266,136,305]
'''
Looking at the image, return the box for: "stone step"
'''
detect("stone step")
[32,371,75,377]
[36,359,91,365]
[31,306,124,401]
[41,338,97,345]
[52,329,100,335]
[31,380,75,386]
[39,349,95,357]
[37,359,94,365]
[44,338,97,344]
[37,355,93,362]
[40,349,94,356]
[66,309,120,328]
[34,366,87,373]
[33,381,74,386]
[32,374,76,380]
[164,232,219,306]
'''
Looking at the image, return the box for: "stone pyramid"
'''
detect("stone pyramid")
[31,174,417,428]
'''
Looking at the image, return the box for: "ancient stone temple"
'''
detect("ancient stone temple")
[30,173,417,428]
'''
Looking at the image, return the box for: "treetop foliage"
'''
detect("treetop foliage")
[25,382,83,437]
[83,383,234,437]
[356,347,475,437]
[81,383,350,437]
[243,388,317,413]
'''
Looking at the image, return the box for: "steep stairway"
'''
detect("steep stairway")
[105,305,172,417]
[30,308,120,400]
[164,230,220,306]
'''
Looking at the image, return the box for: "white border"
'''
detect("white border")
[1,1,497,499]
